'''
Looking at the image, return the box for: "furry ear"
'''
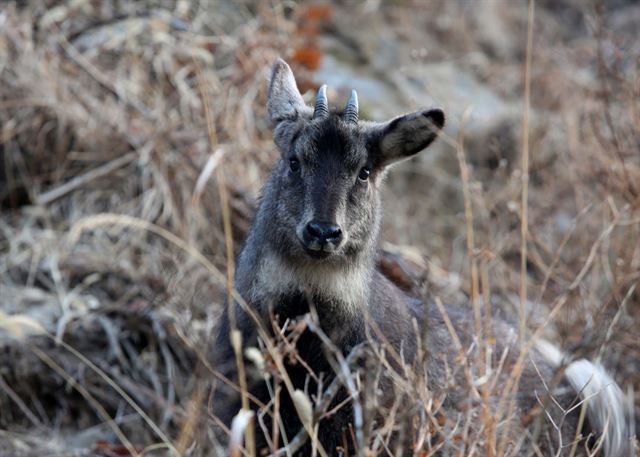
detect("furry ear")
[365,109,445,167]
[267,59,310,125]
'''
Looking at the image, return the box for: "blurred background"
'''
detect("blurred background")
[0,1,638,455]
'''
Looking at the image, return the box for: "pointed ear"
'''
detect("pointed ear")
[366,109,445,167]
[267,59,311,125]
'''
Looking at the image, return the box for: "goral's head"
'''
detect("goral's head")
[263,59,445,264]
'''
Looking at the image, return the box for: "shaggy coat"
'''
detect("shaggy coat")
[214,59,632,456]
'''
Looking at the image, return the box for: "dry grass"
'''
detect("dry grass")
[0,1,638,456]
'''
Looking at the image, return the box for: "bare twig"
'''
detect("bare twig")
[35,152,137,206]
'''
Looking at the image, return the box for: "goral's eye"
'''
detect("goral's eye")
[289,157,300,173]
[358,167,371,181]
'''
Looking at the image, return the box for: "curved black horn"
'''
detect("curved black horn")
[313,84,329,119]
[344,89,358,124]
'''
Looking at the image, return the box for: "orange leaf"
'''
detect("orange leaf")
[292,44,322,71]
[301,4,333,21]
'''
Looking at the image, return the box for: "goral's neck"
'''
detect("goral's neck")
[249,248,373,319]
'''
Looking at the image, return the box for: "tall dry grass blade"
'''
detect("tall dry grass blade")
[519,0,534,347]
[455,106,495,456]
[175,380,207,454]
[194,53,255,456]
[498,1,535,453]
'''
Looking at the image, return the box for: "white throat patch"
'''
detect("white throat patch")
[252,252,370,316]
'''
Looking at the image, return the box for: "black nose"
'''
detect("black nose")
[304,221,343,244]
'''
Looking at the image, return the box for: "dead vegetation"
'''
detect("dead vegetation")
[0,1,638,456]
